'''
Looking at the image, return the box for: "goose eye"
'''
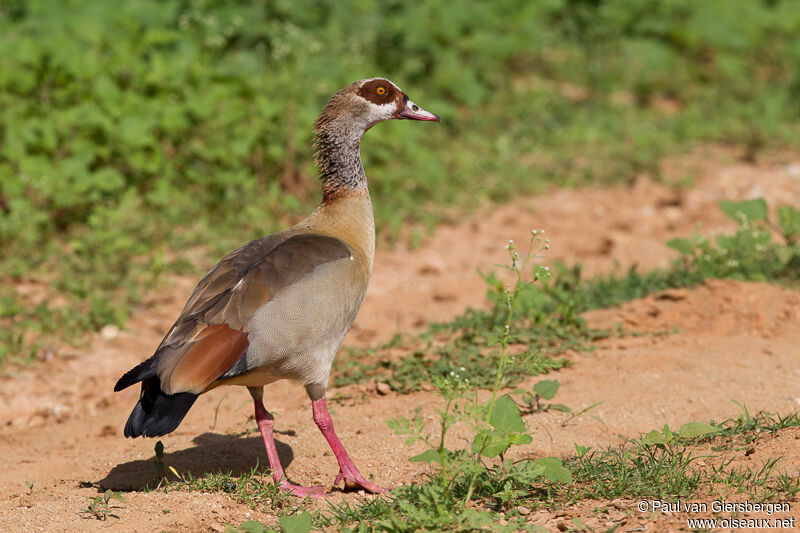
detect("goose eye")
[376,87,386,95]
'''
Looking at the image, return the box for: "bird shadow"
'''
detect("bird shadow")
[98,432,294,492]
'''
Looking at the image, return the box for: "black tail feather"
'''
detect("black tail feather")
[123,378,198,438]
[114,355,158,392]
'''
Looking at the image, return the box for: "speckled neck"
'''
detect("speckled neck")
[314,116,369,204]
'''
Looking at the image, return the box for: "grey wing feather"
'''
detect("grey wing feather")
[158,232,352,350]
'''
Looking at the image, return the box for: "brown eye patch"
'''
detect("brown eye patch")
[357,79,396,105]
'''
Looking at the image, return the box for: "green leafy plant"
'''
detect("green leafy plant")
[515,379,571,415]
[153,440,166,480]
[641,422,723,446]
[78,490,126,521]
[667,199,800,281]
[152,440,183,488]
[383,233,571,530]
[279,512,313,533]
[223,512,312,533]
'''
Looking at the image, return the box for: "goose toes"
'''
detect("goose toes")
[278,481,326,499]
[335,471,387,494]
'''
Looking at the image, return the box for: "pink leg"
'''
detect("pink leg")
[253,396,325,498]
[312,398,387,493]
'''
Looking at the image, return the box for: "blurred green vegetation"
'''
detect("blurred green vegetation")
[2,0,800,364]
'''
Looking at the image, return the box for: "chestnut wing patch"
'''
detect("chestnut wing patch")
[159,324,249,394]
[154,233,352,394]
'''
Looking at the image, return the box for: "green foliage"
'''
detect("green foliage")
[533,380,559,401]
[3,0,800,364]
[669,199,800,282]
[777,206,800,244]
[0,287,93,365]
[381,237,571,530]
[719,198,768,222]
[278,512,312,533]
[151,440,184,487]
[565,411,800,504]
[153,441,166,480]
[470,395,536,459]
[163,465,304,515]
[78,490,126,521]
[515,379,572,415]
[640,422,722,446]
[313,499,393,530]
[567,441,705,502]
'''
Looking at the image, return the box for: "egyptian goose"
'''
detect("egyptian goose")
[114,78,439,497]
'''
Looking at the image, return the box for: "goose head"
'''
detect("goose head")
[314,78,439,202]
[354,77,440,125]
[315,78,439,137]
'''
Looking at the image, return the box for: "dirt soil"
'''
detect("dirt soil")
[2,146,800,532]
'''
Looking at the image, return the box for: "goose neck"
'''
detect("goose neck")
[314,118,369,204]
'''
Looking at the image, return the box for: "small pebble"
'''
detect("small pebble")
[101,325,120,340]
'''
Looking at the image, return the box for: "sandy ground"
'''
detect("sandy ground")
[1,146,800,532]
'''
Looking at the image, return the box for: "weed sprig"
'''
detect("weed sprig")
[379,232,572,531]
[78,490,126,521]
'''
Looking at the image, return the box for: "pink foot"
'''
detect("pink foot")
[334,468,387,494]
[250,393,327,500]
[278,480,326,499]
[311,398,388,494]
